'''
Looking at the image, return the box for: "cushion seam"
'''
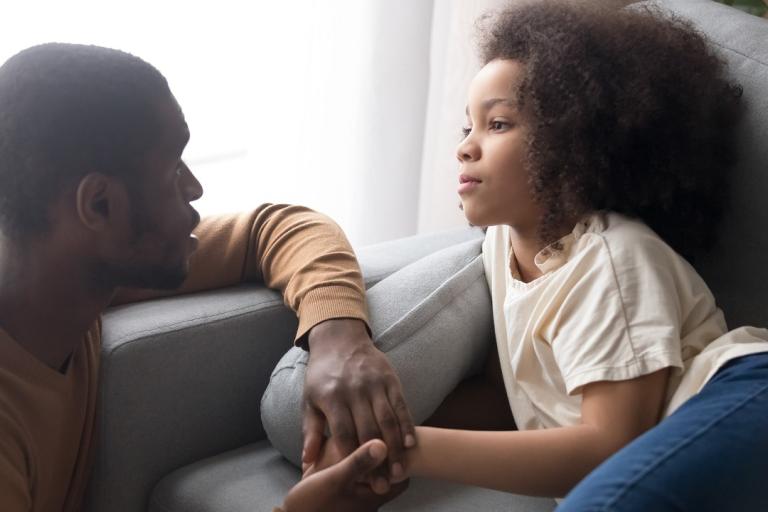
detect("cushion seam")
[105,297,286,348]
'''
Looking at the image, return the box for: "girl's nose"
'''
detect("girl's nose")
[456,135,479,163]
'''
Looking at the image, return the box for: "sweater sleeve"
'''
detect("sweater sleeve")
[111,204,369,343]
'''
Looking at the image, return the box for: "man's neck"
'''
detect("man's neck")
[0,240,113,372]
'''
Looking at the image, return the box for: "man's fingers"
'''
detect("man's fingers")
[371,395,406,479]
[349,400,391,494]
[302,406,326,465]
[388,385,416,448]
[352,476,410,502]
[351,400,381,445]
[326,406,358,457]
[334,439,388,484]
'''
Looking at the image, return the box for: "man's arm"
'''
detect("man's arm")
[111,203,415,478]
[111,204,366,341]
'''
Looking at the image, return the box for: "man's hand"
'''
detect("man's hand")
[282,439,408,512]
[303,319,415,486]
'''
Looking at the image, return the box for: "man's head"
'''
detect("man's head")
[0,43,203,290]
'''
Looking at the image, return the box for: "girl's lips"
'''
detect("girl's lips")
[459,174,481,184]
[458,174,481,194]
[458,180,480,194]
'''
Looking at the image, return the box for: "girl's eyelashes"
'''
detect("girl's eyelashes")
[460,119,513,139]
[490,120,511,131]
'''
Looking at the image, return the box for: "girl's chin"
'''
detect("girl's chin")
[460,204,487,227]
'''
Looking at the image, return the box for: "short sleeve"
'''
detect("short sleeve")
[551,231,684,395]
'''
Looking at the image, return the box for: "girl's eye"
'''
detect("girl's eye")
[460,126,472,139]
[490,120,509,131]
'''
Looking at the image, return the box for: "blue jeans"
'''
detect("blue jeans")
[557,352,768,511]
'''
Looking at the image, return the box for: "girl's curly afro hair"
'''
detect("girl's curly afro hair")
[478,1,743,261]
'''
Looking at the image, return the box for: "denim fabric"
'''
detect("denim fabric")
[557,352,768,512]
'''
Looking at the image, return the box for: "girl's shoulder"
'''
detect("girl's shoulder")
[591,212,679,260]
[581,211,703,284]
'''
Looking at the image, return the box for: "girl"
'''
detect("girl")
[308,2,768,509]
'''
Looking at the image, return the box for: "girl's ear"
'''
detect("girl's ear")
[75,173,128,231]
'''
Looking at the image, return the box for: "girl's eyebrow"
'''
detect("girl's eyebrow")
[465,97,517,115]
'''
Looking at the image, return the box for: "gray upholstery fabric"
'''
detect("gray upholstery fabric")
[85,286,299,512]
[357,226,484,287]
[261,238,493,466]
[646,0,768,329]
[149,441,557,512]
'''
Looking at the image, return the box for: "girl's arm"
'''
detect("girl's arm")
[402,368,670,497]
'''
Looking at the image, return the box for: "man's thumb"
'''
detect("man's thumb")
[334,439,387,482]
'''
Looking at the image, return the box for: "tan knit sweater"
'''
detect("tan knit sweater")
[0,204,368,512]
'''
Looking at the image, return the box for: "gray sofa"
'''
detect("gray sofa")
[84,1,768,510]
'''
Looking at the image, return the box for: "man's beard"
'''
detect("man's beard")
[96,257,188,291]
[93,199,189,291]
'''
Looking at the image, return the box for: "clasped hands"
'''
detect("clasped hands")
[282,318,415,512]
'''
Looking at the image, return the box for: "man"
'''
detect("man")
[0,43,409,511]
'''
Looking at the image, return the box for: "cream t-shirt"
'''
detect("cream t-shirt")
[483,212,768,430]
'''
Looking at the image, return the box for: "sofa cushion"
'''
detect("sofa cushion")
[647,0,768,328]
[86,286,299,512]
[148,440,557,512]
[261,237,493,466]
[357,226,484,287]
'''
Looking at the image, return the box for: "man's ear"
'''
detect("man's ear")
[75,173,126,231]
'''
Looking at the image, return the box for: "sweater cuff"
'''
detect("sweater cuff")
[294,285,370,349]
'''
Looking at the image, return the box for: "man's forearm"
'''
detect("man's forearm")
[111,205,370,344]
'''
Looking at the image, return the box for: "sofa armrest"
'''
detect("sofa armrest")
[86,285,298,512]
[85,226,485,512]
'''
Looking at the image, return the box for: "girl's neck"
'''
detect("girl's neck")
[508,216,581,283]
[508,229,546,283]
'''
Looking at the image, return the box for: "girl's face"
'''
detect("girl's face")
[457,59,542,232]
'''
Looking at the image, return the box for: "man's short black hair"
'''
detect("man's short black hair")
[0,43,173,239]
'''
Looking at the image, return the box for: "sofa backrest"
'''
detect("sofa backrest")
[648,0,768,328]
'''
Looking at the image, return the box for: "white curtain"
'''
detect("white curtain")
[2,0,508,246]
[417,0,510,235]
